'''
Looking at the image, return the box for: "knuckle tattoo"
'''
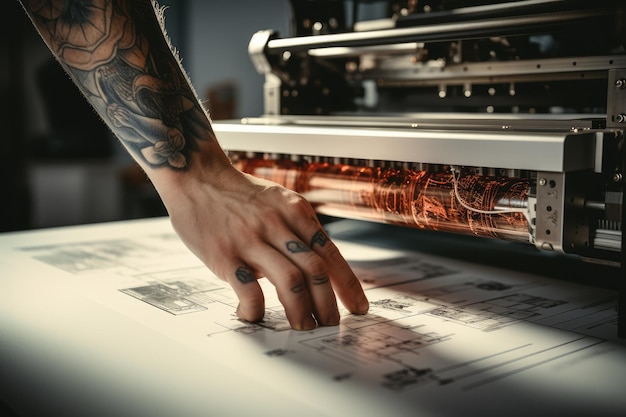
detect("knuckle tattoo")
[310,229,328,248]
[311,273,330,286]
[286,240,311,253]
[235,266,255,284]
[291,282,306,294]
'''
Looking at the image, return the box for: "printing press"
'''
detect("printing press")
[210,0,626,336]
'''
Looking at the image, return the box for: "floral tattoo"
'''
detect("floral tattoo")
[22,0,213,170]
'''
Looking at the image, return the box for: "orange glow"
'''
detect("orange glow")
[234,155,530,242]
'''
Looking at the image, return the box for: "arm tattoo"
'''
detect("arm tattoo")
[235,266,255,284]
[286,240,311,253]
[20,0,213,170]
[310,229,328,248]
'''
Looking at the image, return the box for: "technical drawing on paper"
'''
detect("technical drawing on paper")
[16,227,621,396]
[19,233,193,275]
[427,293,568,331]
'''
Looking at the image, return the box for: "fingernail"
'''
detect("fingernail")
[295,316,317,331]
[357,297,370,315]
[236,303,264,323]
[318,311,340,327]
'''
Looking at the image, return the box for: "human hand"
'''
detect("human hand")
[18,0,369,329]
[158,164,369,330]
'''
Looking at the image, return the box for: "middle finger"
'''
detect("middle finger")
[244,242,319,330]
[283,238,340,326]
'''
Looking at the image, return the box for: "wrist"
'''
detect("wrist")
[143,139,237,208]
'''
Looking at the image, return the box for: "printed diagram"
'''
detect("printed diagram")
[23,239,152,274]
[264,302,460,392]
[427,293,567,331]
[220,309,294,334]
[381,366,447,391]
[17,227,620,396]
[120,277,228,315]
[300,320,451,367]
[351,256,459,288]
[21,233,610,337]
[20,233,195,275]
[19,234,244,316]
[286,296,605,393]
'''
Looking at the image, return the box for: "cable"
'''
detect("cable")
[449,166,529,217]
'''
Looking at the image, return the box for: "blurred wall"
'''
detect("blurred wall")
[1,0,290,231]
[184,0,290,119]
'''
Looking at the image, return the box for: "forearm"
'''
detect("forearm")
[20,0,369,329]
[18,0,232,193]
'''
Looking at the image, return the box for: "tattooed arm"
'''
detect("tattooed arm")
[18,0,368,329]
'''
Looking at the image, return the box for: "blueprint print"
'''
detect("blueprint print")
[13,219,626,416]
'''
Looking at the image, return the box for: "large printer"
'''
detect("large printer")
[211,0,626,336]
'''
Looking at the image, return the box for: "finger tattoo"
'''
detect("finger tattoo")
[310,229,328,248]
[235,266,255,284]
[311,273,330,285]
[291,283,306,294]
[286,240,311,253]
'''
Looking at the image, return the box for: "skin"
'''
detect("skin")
[18,0,369,330]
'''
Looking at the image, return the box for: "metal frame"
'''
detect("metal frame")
[213,117,598,172]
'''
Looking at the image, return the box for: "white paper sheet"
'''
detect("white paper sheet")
[1,217,625,416]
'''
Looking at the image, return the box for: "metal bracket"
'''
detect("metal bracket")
[535,172,565,253]
[607,68,626,128]
[248,29,275,75]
